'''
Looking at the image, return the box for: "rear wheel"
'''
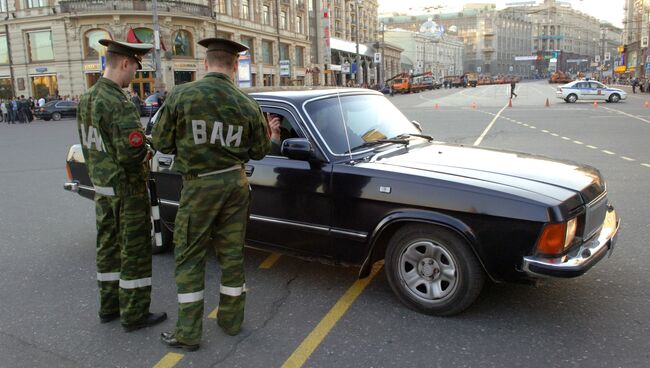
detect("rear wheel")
[52,112,62,121]
[609,94,620,103]
[384,224,485,316]
[566,94,578,103]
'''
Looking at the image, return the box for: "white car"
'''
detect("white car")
[556,80,626,103]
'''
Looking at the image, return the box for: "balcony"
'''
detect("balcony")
[59,0,211,18]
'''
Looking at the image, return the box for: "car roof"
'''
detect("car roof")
[247,87,382,103]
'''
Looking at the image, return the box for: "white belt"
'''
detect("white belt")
[197,164,242,178]
[119,277,152,289]
[220,283,246,297]
[94,185,115,196]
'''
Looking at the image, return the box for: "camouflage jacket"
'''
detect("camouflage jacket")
[77,77,148,193]
[152,72,270,176]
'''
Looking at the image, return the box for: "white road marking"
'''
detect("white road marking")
[551,133,559,136]
[621,156,635,161]
[474,101,509,146]
[561,136,571,140]
[587,145,598,149]
[601,106,650,124]
[602,150,616,155]
[642,163,650,168]
[573,140,584,145]
[542,129,549,133]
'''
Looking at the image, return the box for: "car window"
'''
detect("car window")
[45,101,58,107]
[575,82,588,89]
[261,109,304,157]
[589,82,604,89]
[305,94,419,155]
[145,95,159,103]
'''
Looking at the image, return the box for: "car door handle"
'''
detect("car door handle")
[245,164,254,177]
[157,157,173,167]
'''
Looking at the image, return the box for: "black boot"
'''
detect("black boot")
[122,312,167,332]
[160,332,200,351]
[99,311,120,323]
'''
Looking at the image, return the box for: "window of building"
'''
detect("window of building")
[172,30,193,57]
[25,0,47,8]
[0,1,6,12]
[263,5,270,25]
[31,75,58,99]
[280,11,287,30]
[296,16,303,33]
[279,43,289,61]
[294,46,304,67]
[0,78,12,99]
[0,34,8,64]
[84,29,111,59]
[216,0,227,14]
[28,30,54,62]
[174,71,195,85]
[133,28,154,44]
[262,40,273,65]
[242,0,250,20]
[240,36,255,63]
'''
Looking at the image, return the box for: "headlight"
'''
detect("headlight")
[536,217,578,256]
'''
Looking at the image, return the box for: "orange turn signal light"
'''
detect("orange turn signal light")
[65,162,73,181]
[536,223,567,255]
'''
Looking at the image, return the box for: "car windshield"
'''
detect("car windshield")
[145,95,159,102]
[305,94,419,155]
[44,101,58,107]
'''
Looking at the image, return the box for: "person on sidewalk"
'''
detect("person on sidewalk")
[510,80,517,98]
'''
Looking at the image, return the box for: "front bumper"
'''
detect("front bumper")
[556,92,565,99]
[522,206,619,278]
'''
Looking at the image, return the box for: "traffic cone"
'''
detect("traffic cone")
[471,102,477,109]
[434,103,439,110]
[545,98,550,107]
[593,101,598,108]
[644,100,649,108]
[508,98,512,107]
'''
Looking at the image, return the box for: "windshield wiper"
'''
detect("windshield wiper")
[344,139,409,154]
[392,133,434,141]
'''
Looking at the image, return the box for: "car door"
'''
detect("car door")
[576,82,591,99]
[590,82,607,100]
[245,104,334,257]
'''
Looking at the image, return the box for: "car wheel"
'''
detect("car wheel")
[609,94,620,103]
[152,221,174,254]
[52,112,62,121]
[566,94,578,103]
[384,224,485,316]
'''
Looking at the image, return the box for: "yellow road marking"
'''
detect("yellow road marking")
[259,252,282,269]
[281,261,384,368]
[208,307,218,319]
[153,353,184,368]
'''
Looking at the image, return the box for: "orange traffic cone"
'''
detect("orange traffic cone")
[471,102,477,109]
[545,98,550,107]
[644,100,649,108]
[593,101,598,108]
[508,98,513,107]
[434,103,439,110]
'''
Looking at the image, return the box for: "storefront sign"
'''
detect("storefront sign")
[84,64,100,71]
[614,65,626,73]
[514,55,537,61]
[279,60,291,77]
[342,63,350,74]
[328,64,341,71]
[174,63,197,70]
[34,67,48,73]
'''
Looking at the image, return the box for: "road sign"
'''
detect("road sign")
[604,52,611,61]
[509,65,513,72]
[374,53,381,63]
[476,66,481,73]
[595,55,600,62]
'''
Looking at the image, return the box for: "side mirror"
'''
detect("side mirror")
[411,120,423,133]
[281,138,313,161]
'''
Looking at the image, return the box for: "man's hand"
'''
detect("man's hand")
[267,113,281,144]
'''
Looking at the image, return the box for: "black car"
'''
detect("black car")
[64,88,619,316]
[141,94,162,116]
[35,100,78,121]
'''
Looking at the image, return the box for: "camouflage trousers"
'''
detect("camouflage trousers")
[94,186,152,325]
[173,169,250,345]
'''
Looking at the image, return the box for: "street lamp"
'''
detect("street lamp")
[355,0,361,86]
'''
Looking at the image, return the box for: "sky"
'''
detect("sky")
[377,0,625,28]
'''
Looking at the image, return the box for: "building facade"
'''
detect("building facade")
[622,0,647,77]
[599,21,623,74]
[0,0,312,99]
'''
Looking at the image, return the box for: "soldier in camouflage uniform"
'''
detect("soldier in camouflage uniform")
[77,39,167,331]
[154,38,270,351]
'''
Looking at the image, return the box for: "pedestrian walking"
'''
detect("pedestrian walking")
[10,97,18,124]
[1,99,7,123]
[38,96,45,107]
[631,77,637,94]
[76,39,167,331]
[510,81,517,98]
[153,38,271,351]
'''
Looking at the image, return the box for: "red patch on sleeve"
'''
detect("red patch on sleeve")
[128,131,144,147]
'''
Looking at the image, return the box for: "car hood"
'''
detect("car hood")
[368,143,604,204]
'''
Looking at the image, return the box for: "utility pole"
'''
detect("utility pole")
[3,0,15,97]
[355,0,361,86]
[380,22,385,85]
[151,0,165,92]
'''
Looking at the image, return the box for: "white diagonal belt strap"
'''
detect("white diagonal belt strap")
[197,164,242,178]
[119,277,152,289]
[94,185,115,196]
[178,290,205,303]
[220,283,246,297]
[97,272,120,282]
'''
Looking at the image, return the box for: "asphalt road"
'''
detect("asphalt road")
[0,81,648,368]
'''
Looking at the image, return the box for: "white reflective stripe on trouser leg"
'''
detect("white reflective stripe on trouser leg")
[119,277,152,289]
[178,290,205,303]
[94,186,115,196]
[97,272,120,282]
[220,284,246,297]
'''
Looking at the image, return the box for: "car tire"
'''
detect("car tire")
[52,112,62,121]
[566,94,578,103]
[609,94,620,103]
[384,224,485,316]
[152,221,174,254]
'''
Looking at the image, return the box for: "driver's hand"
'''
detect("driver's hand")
[267,114,281,144]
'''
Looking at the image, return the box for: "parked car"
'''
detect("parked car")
[141,94,162,116]
[557,80,626,103]
[64,88,619,316]
[35,100,78,121]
